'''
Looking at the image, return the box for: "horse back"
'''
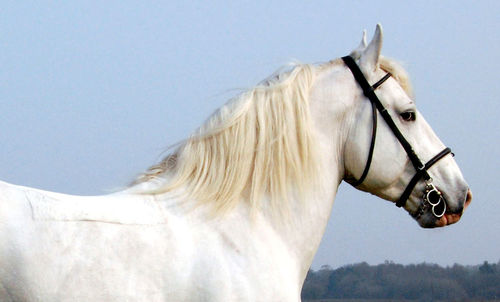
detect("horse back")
[0,181,301,301]
[0,182,179,301]
[0,181,35,301]
[0,182,233,301]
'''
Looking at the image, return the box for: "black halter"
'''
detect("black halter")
[342,56,453,218]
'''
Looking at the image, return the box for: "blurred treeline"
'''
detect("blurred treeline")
[302,260,500,301]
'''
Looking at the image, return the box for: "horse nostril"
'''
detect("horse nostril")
[455,189,472,215]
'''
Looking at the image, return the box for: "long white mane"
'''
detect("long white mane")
[134,57,413,215]
[134,63,320,215]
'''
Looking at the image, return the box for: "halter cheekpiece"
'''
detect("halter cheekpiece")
[342,56,453,219]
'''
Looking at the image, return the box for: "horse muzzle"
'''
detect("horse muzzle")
[417,188,472,228]
[433,189,472,227]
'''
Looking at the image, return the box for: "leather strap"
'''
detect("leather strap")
[350,100,378,187]
[342,56,453,209]
[342,56,427,173]
[396,147,452,207]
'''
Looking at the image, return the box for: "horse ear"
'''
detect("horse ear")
[349,30,367,59]
[359,24,383,72]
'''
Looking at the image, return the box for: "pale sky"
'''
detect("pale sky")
[1,1,498,269]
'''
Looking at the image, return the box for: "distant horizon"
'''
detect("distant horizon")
[311,259,500,271]
[303,260,500,301]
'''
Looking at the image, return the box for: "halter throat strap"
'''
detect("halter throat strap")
[341,56,452,209]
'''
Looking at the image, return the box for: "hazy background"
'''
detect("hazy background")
[1,1,498,269]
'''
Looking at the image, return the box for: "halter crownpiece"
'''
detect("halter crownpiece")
[341,56,453,219]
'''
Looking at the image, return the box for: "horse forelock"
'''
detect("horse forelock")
[134,63,320,216]
[379,56,414,99]
[330,56,414,99]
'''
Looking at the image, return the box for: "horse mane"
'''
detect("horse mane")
[133,56,413,215]
[134,63,319,215]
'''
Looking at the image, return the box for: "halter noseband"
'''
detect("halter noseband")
[342,56,453,219]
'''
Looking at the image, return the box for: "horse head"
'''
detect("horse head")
[340,25,471,228]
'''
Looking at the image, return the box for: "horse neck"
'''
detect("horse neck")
[256,64,355,279]
[135,63,354,284]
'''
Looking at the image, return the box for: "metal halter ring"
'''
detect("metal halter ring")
[423,183,446,218]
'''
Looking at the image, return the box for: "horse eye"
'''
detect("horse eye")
[400,111,416,122]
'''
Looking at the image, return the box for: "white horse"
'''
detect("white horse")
[0,25,471,302]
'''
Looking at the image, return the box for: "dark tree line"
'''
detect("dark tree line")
[301,260,500,301]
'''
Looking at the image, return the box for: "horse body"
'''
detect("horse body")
[0,175,340,301]
[0,25,471,301]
